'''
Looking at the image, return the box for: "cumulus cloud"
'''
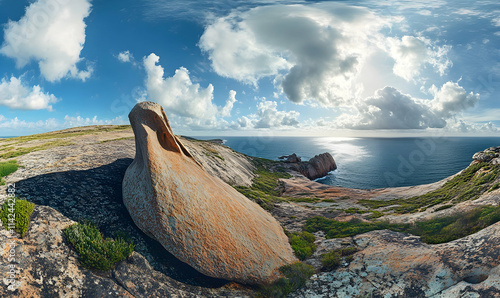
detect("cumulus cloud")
[0,76,58,110]
[387,36,451,81]
[0,0,92,82]
[142,53,237,129]
[63,115,126,127]
[199,3,450,107]
[429,81,479,118]
[219,90,237,117]
[117,50,134,63]
[335,82,479,130]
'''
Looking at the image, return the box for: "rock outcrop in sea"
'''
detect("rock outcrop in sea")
[122,102,296,285]
[283,152,337,180]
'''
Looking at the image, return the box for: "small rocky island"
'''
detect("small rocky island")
[0,110,499,297]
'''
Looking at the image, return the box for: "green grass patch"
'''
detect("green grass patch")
[0,160,19,185]
[305,205,500,244]
[288,231,316,260]
[99,136,134,143]
[489,182,500,192]
[339,196,350,200]
[0,140,74,159]
[0,197,35,237]
[344,207,369,214]
[256,262,315,298]
[321,199,337,203]
[234,158,292,210]
[359,163,500,213]
[64,221,134,271]
[434,204,453,212]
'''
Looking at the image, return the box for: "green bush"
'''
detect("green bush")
[0,160,18,185]
[321,250,341,269]
[257,262,315,298]
[64,221,134,271]
[288,231,316,260]
[0,197,34,237]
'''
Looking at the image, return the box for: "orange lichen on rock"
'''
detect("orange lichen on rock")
[122,102,296,285]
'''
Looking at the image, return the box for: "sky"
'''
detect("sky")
[0,0,499,137]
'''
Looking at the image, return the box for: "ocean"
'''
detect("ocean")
[195,136,500,189]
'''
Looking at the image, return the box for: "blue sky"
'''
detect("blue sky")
[0,0,499,137]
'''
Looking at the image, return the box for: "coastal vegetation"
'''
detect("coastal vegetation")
[0,159,18,185]
[0,197,35,237]
[321,247,358,270]
[257,262,315,298]
[287,231,317,260]
[64,221,135,271]
[234,158,291,210]
[0,140,75,159]
[305,204,500,244]
[359,163,500,213]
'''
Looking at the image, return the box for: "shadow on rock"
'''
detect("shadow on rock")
[13,158,228,288]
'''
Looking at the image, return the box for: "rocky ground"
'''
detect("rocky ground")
[0,125,499,297]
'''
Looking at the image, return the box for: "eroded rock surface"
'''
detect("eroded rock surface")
[292,222,500,297]
[291,153,337,180]
[122,102,296,285]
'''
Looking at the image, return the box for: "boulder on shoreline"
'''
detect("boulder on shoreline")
[122,102,296,285]
[287,152,337,180]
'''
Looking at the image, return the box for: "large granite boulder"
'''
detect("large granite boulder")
[122,102,296,285]
[295,153,337,180]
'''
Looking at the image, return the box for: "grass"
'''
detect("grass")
[234,158,292,210]
[287,231,316,260]
[0,160,19,185]
[344,207,369,214]
[64,221,134,271]
[99,136,134,143]
[0,197,35,237]
[256,262,315,298]
[0,140,75,159]
[489,182,500,192]
[359,163,500,213]
[434,204,453,212]
[304,205,500,244]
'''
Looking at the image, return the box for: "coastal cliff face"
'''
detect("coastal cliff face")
[0,126,499,297]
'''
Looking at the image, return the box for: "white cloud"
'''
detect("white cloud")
[199,3,450,107]
[429,81,479,118]
[0,76,58,110]
[387,36,451,81]
[492,17,500,27]
[448,120,498,134]
[0,0,92,82]
[233,100,300,129]
[117,50,134,63]
[335,82,479,130]
[218,90,237,117]
[142,53,238,129]
[417,10,432,16]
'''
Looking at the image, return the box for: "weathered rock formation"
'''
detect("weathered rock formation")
[292,223,500,297]
[279,153,301,163]
[122,102,296,285]
[473,146,500,163]
[293,153,337,180]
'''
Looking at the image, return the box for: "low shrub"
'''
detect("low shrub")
[288,231,316,260]
[257,262,315,298]
[0,197,34,237]
[64,221,134,271]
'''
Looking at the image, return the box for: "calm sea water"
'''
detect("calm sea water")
[195,136,500,189]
